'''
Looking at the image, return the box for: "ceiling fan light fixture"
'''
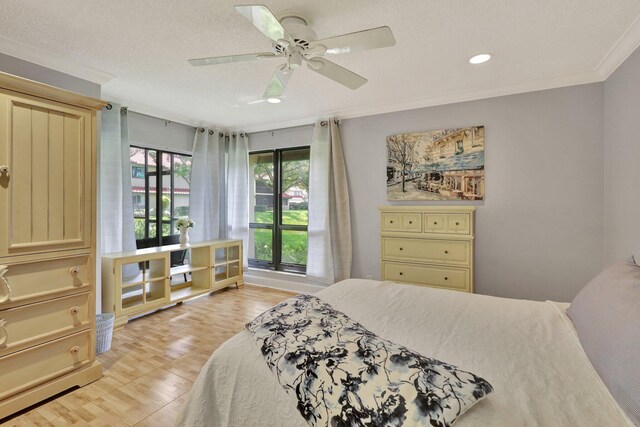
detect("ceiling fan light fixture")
[469,53,492,64]
[266,97,282,104]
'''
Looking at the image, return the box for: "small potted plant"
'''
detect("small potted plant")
[176,217,194,246]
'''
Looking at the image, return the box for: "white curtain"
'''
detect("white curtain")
[190,129,222,242]
[227,133,250,267]
[307,119,352,284]
[100,105,138,272]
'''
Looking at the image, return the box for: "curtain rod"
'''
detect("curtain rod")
[197,128,247,138]
[251,119,341,135]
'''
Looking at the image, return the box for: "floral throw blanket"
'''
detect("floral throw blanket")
[245,294,493,427]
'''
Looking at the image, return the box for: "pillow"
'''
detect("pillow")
[567,259,640,424]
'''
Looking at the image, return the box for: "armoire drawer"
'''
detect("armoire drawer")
[381,213,422,233]
[0,292,90,357]
[383,262,470,292]
[382,237,470,266]
[0,329,91,400]
[0,256,90,309]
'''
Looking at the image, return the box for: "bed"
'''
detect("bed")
[177,275,637,426]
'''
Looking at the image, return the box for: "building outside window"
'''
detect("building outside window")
[130,146,192,248]
[248,147,310,273]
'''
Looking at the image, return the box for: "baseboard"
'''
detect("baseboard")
[244,269,326,294]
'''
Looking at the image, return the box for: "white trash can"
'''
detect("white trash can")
[96,313,115,354]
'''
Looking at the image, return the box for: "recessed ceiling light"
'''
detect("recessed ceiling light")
[266,97,282,104]
[469,53,492,64]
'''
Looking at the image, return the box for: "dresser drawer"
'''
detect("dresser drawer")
[0,293,90,357]
[424,214,447,233]
[382,237,471,266]
[0,256,90,309]
[383,262,470,292]
[446,214,470,235]
[424,213,471,235]
[0,329,91,400]
[381,213,421,233]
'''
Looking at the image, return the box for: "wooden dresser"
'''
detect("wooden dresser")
[379,206,475,292]
[0,72,105,418]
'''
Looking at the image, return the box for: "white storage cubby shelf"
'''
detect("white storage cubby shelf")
[102,240,243,330]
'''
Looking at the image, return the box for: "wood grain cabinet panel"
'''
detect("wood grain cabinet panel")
[379,206,475,293]
[0,71,105,419]
[0,91,92,257]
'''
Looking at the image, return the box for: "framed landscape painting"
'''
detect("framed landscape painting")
[386,126,485,201]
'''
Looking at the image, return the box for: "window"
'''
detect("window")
[249,147,310,273]
[131,146,192,248]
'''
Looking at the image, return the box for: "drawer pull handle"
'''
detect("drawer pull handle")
[399,272,403,276]
[444,250,449,254]
[70,306,80,316]
[0,265,11,304]
[0,165,9,177]
[444,277,448,281]
[69,346,80,355]
[69,267,80,276]
[0,319,7,347]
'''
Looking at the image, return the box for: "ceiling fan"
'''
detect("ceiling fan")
[188,4,396,101]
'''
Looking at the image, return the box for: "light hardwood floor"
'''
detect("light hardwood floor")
[2,285,296,426]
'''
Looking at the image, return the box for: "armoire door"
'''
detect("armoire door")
[0,89,93,257]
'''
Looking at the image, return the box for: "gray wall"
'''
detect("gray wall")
[128,111,196,154]
[603,46,640,265]
[0,52,100,98]
[251,83,605,302]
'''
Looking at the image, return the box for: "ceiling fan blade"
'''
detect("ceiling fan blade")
[188,52,278,66]
[263,68,292,98]
[309,26,396,55]
[307,57,367,90]
[234,4,291,44]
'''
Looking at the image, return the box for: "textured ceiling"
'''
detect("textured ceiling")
[1,0,639,131]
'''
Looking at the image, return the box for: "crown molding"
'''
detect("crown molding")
[0,71,107,110]
[595,14,640,79]
[243,70,603,133]
[0,36,115,85]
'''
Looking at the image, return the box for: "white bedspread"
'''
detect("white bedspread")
[177,279,633,426]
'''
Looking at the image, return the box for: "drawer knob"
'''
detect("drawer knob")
[444,250,449,254]
[456,222,459,226]
[390,220,394,224]
[0,165,9,177]
[444,277,449,281]
[70,306,80,316]
[0,319,7,347]
[409,221,413,224]
[433,221,437,225]
[69,267,80,276]
[69,346,80,355]
[0,265,11,304]
[399,272,403,276]
[399,247,403,251]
